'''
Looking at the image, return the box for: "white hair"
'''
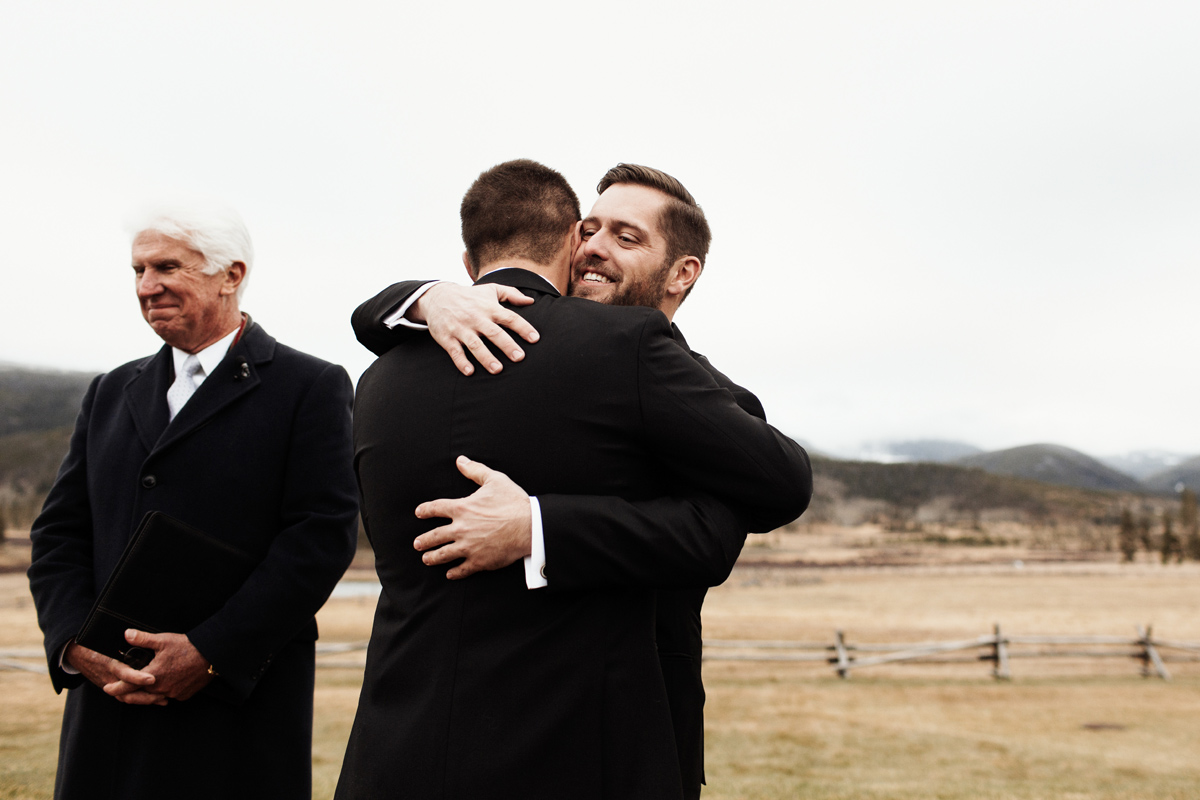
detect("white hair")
[125,201,255,300]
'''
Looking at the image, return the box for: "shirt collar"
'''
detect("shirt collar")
[171,325,240,384]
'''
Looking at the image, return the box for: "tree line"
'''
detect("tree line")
[1118,489,1200,563]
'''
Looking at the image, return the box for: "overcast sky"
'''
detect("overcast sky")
[2,1,1197,458]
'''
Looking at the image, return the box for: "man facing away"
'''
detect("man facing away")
[27,203,359,799]
[351,163,793,799]
[337,160,810,800]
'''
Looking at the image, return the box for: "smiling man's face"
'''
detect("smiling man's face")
[569,183,675,310]
[132,231,239,353]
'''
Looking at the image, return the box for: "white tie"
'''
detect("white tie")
[167,355,204,421]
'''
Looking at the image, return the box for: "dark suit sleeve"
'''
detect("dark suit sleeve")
[636,313,812,533]
[538,491,746,589]
[539,355,767,590]
[186,364,359,698]
[27,376,103,692]
[690,351,765,419]
[351,280,437,356]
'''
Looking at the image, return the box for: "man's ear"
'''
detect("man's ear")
[665,256,702,298]
[220,262,246,297]
[462,251,476,281]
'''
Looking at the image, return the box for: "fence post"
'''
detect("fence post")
[992,622,1011,680]
[834,629,850,679]
[1137,624,1171,681]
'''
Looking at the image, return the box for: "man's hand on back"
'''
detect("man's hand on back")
[414,456,532,579]
[413,283,540,376]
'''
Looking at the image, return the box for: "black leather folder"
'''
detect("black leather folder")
[75,511,259,669]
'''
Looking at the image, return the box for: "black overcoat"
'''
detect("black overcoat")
[27,320,359,800]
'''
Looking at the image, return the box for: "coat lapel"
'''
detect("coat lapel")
[123,347,174,453]
[151,320,277,455]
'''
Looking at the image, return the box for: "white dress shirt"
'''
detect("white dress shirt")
[169,325,241,403]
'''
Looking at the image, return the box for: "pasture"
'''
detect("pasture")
[2,544,1199,799]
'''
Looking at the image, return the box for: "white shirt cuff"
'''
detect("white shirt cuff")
[59,641,80,674]
[382,281,440,330]
[523,496,547,589]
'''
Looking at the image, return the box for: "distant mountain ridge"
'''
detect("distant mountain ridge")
[0,366,97,438]
[3,362,1194,499]
[836,439,984,464]
[955,443,1142,493]
[0,427,73,494]
[1141,455,1200,494]
[806,454,1140,529]
[1101,450,1192,481]
[880,439,984,463]
[822,438,1198,495]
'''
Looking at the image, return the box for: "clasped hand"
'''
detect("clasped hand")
[66,629,214,706]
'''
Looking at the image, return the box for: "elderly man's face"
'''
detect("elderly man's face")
[569,183,675,310]
[132,231,235,353]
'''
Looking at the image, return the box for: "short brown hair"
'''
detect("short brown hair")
[597,163,711,272]
[461,159,581,277]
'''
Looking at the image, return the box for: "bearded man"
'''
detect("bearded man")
[348,163,808,799]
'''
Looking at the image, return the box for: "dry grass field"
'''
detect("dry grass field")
[697,559,1200,800]
[3,529,1199,799]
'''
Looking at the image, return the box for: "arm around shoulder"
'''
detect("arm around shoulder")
[636,315,813,532]
[351,280,438,356]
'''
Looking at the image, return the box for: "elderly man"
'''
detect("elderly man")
[351,163,796,799]
[27,203,359,800]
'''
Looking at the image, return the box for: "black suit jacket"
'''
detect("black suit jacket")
[337,271,809,800]
[27,320,359,800]
[350,279,787,792]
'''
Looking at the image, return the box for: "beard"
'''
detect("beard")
[570,255,673,310]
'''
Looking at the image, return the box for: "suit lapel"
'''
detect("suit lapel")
[123,347,173,453]
[151,320,276,455]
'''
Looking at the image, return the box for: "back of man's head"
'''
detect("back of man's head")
[125,200,255,300]
[461,159,581,278]
[597,163,711,275]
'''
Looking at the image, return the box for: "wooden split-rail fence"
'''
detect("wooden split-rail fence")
[3,626,1198,680]
[703,624,1200,680]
